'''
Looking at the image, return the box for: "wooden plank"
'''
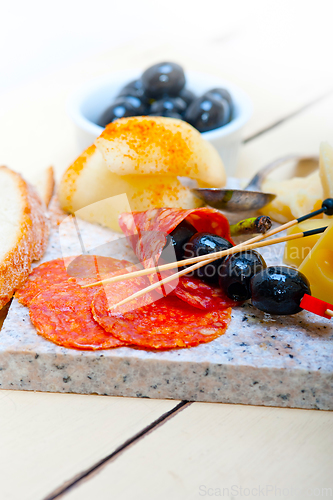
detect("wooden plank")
[0,16,331,499]
[237,93,333,178]
[0,35,332,182]
[0,391,179,500]
[60,403,333,500]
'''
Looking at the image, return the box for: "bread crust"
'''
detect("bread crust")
[33,165,55,207]
[43,166,55,207]
[0,166,49,309]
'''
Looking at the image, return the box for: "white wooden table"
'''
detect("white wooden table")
[1,29,333,500]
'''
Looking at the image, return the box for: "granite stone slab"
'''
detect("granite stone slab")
[1,198,332,409]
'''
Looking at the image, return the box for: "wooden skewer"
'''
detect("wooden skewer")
[82,220,327,289]
[325,309,333,317]
[82,233,277,289]
[106,227,327,310]
[83,211,305,290]
[83,200,333,290]
[81,199,333,292]
[82,222,295,289]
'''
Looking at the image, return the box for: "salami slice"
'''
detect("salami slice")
[66,255,134,284]
[92,280,232,350]
[16,259,68,306]
[119,207,233,270]
[172,276,238,310]
[29,281,126,350]
[16,255,133,306]
[119,207,234,304]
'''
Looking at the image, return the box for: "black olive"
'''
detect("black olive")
[161,219,197,263]
[184,95,231,132]
[117,95,147,115]
[204,92,232,124]
[203,87,233,108]
[149,111,183,119]
[219,251,266,302]
[117,79,150,111]
[117,90,149,110]
[141,62,186,99]
[178,88,196,107]
[98,98,140,127]
[150,97,187,116]
[117,79,144,96]
[250,266,311,315]
[184,232,233,284]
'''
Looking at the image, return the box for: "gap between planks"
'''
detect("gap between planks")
[243,87,333,144]
[43,400,191,500]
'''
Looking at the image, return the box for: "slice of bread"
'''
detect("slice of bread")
[0,166,49,309]
[32,166,55,207]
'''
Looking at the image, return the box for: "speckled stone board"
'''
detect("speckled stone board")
[1,197,332,409]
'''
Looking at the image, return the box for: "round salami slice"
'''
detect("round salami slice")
[16,259,68,306]
[66,255,134,285]
[29,281,126,350]
[92,284,232,350]
[16,256,133,306]
[172,276,239,310]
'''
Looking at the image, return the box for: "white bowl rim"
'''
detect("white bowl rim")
[68,69,253,140]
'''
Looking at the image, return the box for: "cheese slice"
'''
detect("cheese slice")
[283,219,333,268]
[261,171,323,223]
[299,223,333,304]
[319,141,333,199]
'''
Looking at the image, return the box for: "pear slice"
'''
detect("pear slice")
[95,116,226,188]
[59,145,202,232]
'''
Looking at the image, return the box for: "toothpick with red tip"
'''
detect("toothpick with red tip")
[300,294,333,320]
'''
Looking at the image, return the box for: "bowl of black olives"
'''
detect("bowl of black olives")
[69,62,252,174]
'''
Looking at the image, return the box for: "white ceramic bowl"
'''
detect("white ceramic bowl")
[68,69,252,176]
